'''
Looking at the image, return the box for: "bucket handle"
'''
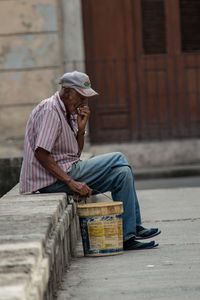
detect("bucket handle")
[92,189,113,201]
[73,188,113,203]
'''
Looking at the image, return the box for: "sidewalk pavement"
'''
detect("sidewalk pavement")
[133,164,200,180]
[56,187,200,300]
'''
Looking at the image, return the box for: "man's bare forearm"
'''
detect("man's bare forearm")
[77,132,85,151]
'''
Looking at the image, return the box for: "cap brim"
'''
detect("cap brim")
[74,87,98,97]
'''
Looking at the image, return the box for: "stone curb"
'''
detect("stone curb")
[0,241,49,300]
[0,185,80,300]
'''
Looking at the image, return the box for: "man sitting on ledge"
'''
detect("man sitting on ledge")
[19,71,161,250]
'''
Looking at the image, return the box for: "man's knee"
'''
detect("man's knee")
[114,165,132,181]
[115,151,125,158]
[112,151,128,163]
[120,165,132,175]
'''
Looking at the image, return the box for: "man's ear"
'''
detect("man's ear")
[63,87,70,93]
[61,87,70,98]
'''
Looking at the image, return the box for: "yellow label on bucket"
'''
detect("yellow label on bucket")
[87,216,123,251]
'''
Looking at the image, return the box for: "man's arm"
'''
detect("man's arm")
[35,147,92,196]
[76,131,86,151]
[76,106,90,151]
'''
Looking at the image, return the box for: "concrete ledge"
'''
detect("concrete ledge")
[0,184,81,300]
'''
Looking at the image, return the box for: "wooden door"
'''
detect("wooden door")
[82,0,135,143]
[82,0,200,143]
[131,0,200,139]
[130,0,178,139]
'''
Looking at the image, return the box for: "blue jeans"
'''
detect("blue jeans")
[39,152,141,241]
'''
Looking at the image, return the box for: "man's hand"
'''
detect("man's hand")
[35,147,92,197]
[67,178,92,197]
[77,106,90,134]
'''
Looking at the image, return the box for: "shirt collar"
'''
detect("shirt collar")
[55,91,66,115]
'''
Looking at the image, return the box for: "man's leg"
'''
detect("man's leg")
[39,152,160,248]
[69,152,160,247]
[66,152,141,241]
[40,152,141,240]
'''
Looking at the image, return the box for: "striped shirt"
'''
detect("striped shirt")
[19,92,81,194]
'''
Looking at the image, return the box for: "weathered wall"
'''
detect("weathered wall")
[61,0,85,72]
[0,0,63,151]
[0,0,86,155]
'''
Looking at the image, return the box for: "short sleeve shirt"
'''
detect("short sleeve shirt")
[19,92,81,194]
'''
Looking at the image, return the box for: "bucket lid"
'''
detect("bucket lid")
[77,201,123,217]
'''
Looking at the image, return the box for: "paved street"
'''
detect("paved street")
[135,176,200,190]
[56,183,200,300]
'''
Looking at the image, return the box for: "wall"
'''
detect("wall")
[0,0,62,153]
[61,0,85,72]
[0,0,86,155]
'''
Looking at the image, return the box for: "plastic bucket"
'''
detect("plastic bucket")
[77,201,123,256]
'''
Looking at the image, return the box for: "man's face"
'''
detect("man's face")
[64,89,88,114]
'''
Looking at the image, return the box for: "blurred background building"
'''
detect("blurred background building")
[1,0,200,148]
[0,0,200,196]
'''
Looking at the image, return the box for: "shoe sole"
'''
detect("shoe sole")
[124,241,159,250]
[135,243,159,250]
[135,230,161,240]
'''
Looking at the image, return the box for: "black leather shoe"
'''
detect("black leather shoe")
[124,237,159,250]
[135,225,161,240]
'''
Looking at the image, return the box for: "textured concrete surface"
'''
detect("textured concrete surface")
[89,139,200,168]
[0,0,57,34]
[0,184,81,300]
[0,0,62,146]
[0,242,49,300]
[0,0,85,148]
[0,105,36,142]
[56,187,200,300]
[135,175,200,190]
[62,0,85,67]
[0,69,59,106]
[0,34,59,70]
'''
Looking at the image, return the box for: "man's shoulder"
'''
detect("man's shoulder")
[34,94,59,113]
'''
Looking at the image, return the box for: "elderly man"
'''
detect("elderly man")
[19,71,161,250]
